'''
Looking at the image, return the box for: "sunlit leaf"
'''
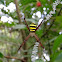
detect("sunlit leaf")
[53,34,62,52]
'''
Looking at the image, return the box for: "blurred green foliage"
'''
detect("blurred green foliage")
[0,0,62,62]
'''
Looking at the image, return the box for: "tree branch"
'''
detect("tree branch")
[5,56,25,61]
[14,0,22,23]
[14,0,27,62]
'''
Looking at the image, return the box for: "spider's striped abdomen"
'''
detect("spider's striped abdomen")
[29,23,37,32]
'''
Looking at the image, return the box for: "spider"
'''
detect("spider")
[18,17,44,51]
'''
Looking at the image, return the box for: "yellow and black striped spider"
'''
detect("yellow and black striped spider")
[18,17,44,51]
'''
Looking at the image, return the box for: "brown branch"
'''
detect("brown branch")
[14,0,23,42]
[14,0,27,62]
[14,0,26,47]
[14,0,26,38]
[14,0,22,23]
[14,0,26,40]
[5,56,25,61]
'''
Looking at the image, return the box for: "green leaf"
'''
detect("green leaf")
[41,0,47,4]
[51,50,62,62]
[4,22,15,27]
[55,16,62,29]
[0,0,4,4]
[46,37,57,45]
[0,52,4,58]
[36,30,43,38]
[53,34,62,52]
[26,18,37,23]
[20,0,36,5]
[6,0,14,6]
[0,34,21,43]
[13,24,26,29]
[35,58,44,62]
[56,16,62,22]
[54,52,62,62]
[0,60,3,62]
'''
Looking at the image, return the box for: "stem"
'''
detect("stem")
[14,0,22,23]
[14,0,27,62]
[5,56,25,61]
[57,7,62,16]
[47,35,51,55]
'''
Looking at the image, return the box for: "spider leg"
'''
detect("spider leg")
[34,34,44,48]
[18,34,30,51]
[24,17,30,31]
[35,20,43,32]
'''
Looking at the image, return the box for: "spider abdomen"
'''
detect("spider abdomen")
[29,23,37,32]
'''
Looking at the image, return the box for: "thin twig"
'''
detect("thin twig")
[5,56,25,61]
[14,0,22,23]
[57,7,62,16]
